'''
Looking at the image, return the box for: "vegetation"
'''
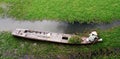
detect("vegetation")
[0,0,120,58]
[0,0,120,23]
[0,26,120,58]
[68,35,81,44]
[0,8,3,15]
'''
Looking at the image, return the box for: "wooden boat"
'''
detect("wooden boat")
[12,29,102,44]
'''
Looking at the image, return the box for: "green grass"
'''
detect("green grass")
[0,7,3,15]
[0,0,120,58]
[68,35,82,44]
[0,0,120,23]
[0,26,120,59]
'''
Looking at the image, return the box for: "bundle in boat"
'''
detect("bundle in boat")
[12,29,102,44]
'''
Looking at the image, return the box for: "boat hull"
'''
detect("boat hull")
[12,29,102,44]
[12,29,72,44]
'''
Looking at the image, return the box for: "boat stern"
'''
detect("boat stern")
[12,29,28,36]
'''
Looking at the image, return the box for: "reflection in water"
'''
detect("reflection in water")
[65,21,120,33]
[0,17,120,34]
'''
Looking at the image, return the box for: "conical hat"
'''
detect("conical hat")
[91,31,97,35]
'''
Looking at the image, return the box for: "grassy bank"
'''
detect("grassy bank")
[0,26,120,59]
[0,0,120,23]
[0,8,3,15]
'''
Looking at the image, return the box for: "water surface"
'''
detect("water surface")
[0,17,120,34]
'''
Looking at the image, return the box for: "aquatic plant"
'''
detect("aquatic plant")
[68,35,81,44]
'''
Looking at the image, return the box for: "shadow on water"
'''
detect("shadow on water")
[65,20,120,34]
[0,17,120,34]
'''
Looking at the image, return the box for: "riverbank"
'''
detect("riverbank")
[0,0,120,23]
[0,26,120,59]
[0,0,120,58]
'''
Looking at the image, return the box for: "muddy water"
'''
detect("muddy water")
[0,17,120,34]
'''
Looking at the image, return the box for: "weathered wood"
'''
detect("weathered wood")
[12,29,72,44]
[12,29,102,44]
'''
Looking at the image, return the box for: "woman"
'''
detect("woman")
[81,31,101,44]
